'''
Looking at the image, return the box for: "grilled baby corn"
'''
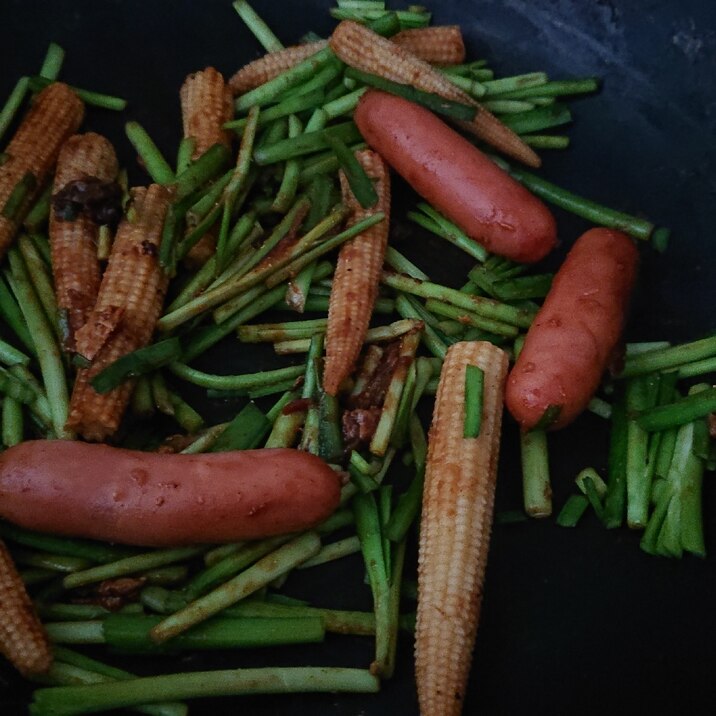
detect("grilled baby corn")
[392,26,465,66]
[229,27,465,95]
[68,184,172,440]
[329,21,540,167]
[0,539,52,676]
[324,149,390,396]
[416,340,508,716]
[50,132,119,351]
[0,83,84,257]
[180,67,233,266]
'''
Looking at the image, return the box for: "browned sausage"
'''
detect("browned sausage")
[0,441,341,546]
[353,89,557,263]
[505,228,638,430]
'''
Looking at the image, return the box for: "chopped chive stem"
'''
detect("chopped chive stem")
[31,667,379,712]
[2,396,23,446]
[167,391,204,433]
[232,0,284,52]
[7,249,70,438]
[603,395,628,528]
[151,533,321,642]
[283,61,344,101]
[440,71,486,99]
[382,271,535,328]
[254,121,362,165]
[265,211,384,288]
[209,402,269,452]
[102,613,325,652]
[353,492,391,675]
[522,134,570,149]
[384,246,429,280]
[501,160,655,240]
[394,295,447,359]
[343,66,476,121]
[297,141,366,183]
[490,273,553,301]
[226,90,324,131]
[636,386,716,432]
[236,47,337,111]
[410,202,488,261]
[323,86,367,119]
[2,170,37,220]
[90,338,182,394]
[497,78,600,99]
[45,620,106,644]
[0,336,30,366]
[12,548,90,573]
[482,72,548,96]
[169,363,303,392]
[38,41,65,80]
[521,429,551,517]
[18,234,59,334]
[298,535,361,569]
[324,130,378,208]
[271,114,303,213]
[463,364,484,438]
[482,99,535,113]
[29,75,127,110]
[625,374,660,529]
[186,168,233,223]
[424,298,519,337]
[501,103,572,135]
[63,546,203,590]
[23,183,53,231]
[175,137,195,175]
[125,121,175,185]
[620,335,716,377]
[175,143,231,201]
[556,495,589,527]
[587,396,612,419]
[0,76,29,143]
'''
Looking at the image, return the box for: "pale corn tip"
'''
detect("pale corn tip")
[0,540,52,676]
[416,340,508,716]
[323,149,391,395]
[180,67,233,160]
[68,184,171,440]
[329,21,540,167]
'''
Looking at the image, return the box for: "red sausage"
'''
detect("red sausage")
[0,441,341,546]
[353,89,557,263]
[505,228,638,430]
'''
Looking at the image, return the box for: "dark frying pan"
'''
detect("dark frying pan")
[1,1,715,714]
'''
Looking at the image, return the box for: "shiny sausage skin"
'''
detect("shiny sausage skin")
[505,228,638,430]
[0,441,341,546]
[353,90,557,263]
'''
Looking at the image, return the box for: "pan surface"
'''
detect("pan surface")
[1,1,715,714]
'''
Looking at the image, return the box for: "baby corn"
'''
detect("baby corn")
[416,341,508,716]
[392,26,466,66]
[329,21,540,167]
[229,27,465,95]
[50,132,119,350]
[229,42,330,94]
[68,184,171,440]
[323,149,390,396]
[0,539,52,676]
[180,67,233,160]
[0,82,84,256]
[180,67,233,265]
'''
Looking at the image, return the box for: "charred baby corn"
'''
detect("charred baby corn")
[0,83,84,256]
[50,132,119,351]
[324,149,390,396]
[68,184,171,440]
[416,341,508,716]
[0,539,52,676]
[329,21,540,167]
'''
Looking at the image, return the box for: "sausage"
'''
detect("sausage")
[505,228,638,430]
[353,89,557,263]
[0,441,341,546]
